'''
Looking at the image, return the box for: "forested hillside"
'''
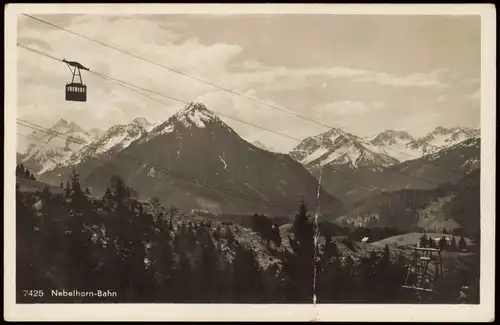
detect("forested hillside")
[16,170,478,304]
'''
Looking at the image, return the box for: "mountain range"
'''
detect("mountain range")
[28,103,343,218]
[290,126,479,170]
[17,102,480,222]
[289,125,480,204]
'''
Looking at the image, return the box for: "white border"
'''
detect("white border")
[4,3,496,322]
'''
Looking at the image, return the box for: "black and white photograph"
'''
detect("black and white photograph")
[4,3,495,322]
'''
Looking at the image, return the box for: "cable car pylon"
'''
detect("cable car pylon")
[63,59,89,102]
[402,246,444,303]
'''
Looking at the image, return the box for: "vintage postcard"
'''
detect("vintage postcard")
[4,3,496,322]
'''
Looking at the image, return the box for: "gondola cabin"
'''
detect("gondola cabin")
[63,59,90,103]
[65,83,87,102]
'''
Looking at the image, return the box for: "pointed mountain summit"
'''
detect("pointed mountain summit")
[51,118,85,133]
[371,130,414,146]
[148,101,234,138]
[21,119,96,174]
[50,102,345,218]
[173,101,219,128]
[54,118,69,127]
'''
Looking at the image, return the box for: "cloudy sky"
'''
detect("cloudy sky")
[17,14,481,153]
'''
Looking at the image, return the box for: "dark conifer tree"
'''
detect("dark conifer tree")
[66,168,95,291]
[439,236,448,250]
[450,236,458,252]
[232,243,265,302]
[419,233,428,247]
[282,200,315,302]
[65,181,71,197]
[458,237,468,251]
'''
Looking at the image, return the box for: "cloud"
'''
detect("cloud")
[16,15,480,153]
[352,70,449,89]
[228,61,450,93]
[437,94,448,103]
[312,100,387,118]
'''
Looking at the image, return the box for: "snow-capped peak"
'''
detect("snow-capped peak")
[131,117,152,129]
[371,130,414,146]
[429,126,479,138]
[406,126,480,156]
[58,117,153,168]
[148,102,228,137]
[290,127,399,170]
[21,119,96,174]
[51,118,85,133]
[173,101,220,128]
[291,125,481,170]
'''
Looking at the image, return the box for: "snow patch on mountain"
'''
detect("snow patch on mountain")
[302,147,329,165]
[88,127,105,139]
[218,156,228,170]
[251,141,277,152]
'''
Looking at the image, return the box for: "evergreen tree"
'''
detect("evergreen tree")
[191,227,220,301]
[103,187,113,200]
[359,251,379,302]
[316,234,342,302]
[65,168,97,292]
[149,197,161,211]
[60,181,64,188]
[458,237,468,251]
[64,181,71,197]
[419,234,428,247]
[341,255,356,301]
[450,236,458,252]
[16,186,46,295]
[282,200,315,302]
[439,236,448,250]
[25,169,30,179]
[429,237,436,248]
[232,243,265,302]
[225,226,235,246]
[172,253,194,302]
[369,245,393,302]
[271,224,281,247]
[147,213,174,301]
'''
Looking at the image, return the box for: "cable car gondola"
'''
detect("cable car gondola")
[63,59,90,102]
